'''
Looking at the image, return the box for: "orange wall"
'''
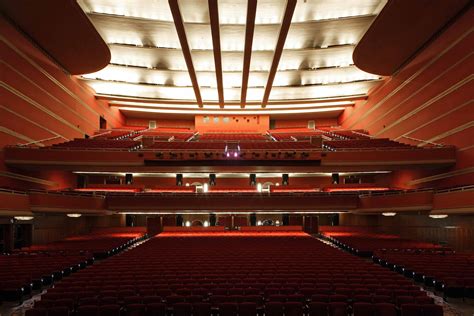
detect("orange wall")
[126,118,194,129]
[195,115,270,133]
[0,17,124,189]
[274,118,338,129]
[340,8,474,188]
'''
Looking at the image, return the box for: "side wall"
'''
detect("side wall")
[32,214,125,245]
[0,17,124,188]
[339,213,474,251]
[340,8,474,188]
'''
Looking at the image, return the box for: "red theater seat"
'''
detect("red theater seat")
[265,302,285,316]
[239,302,257,316]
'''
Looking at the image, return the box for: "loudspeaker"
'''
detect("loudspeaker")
[332,173,340,184]
[176,174,183,186]
[209,214,217,226]
[282,174,289,186]
[282,214,290,226]
[176,214,183,227]
[249,174,257,186]
[209,174,216,186]
[125,215,135,227]
[77,175,87,188]
[125,173,133,185]
[250,213,257,226]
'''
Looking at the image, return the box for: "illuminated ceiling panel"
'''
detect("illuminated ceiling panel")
[80,0,385,23]
[83,64,379,89]
[84,78,381,101]
[108,44,356,72]
[79,0,387,110]
[291,0,385,22]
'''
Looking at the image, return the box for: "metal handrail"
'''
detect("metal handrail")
[17,135,65,147]
[400,135,444,147]
[89,130,112,139]
[0,188,28,195]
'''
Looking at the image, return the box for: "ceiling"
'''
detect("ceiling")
[77,0,387,116]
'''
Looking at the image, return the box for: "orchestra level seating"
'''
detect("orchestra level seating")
[25,232,443,316]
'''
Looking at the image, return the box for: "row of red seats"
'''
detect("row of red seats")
[1,229,146,302]
[328,130,370,140]
[373,249,474,299]
[199,133,267,141]
[26,234,443,315]
[323,139,411,150]
[322,231,440,257]
[51,139,141,150]
[147,141,318,151]
[29,301,431,316]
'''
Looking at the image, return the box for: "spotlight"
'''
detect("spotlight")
[249,174,257,186]
[257,220,262,226]
[275,183,280,186]
[185,183,190,187]
[257,183,262,193]
[209,174,216,186]
[275,220,280,226]
[203,183,209,193]
[226,152,230,157]
[234,152,238,157]
[185,221,191,227]
[14,216,34,221]
[203,220,210,227]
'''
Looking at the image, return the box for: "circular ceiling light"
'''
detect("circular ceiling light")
[67,213,82,218]
[382,212,397,217]
[429,214,448,219]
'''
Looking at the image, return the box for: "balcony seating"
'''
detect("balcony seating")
[268,129,324,141]
[24,233,442,316]
[324,139,411,150]
[199,132,267,141]
[51,139,141,150]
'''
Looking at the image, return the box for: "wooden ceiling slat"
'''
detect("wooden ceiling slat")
[261,0,297,108]
[240,0,258,109]
[168,0,203,107]
[208,0,224,108]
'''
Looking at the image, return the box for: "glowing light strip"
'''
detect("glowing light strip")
[116,211,348,215]
[72,171,392,177]
[117,106,346,115]
[271,188,319,193]
[145,189,195,193]
[324,187,390,192]
[109,100,354,110]
[75,188,140,192]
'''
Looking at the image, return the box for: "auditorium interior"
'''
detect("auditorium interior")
[0,0,473,315]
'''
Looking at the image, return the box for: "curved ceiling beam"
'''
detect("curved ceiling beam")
[208,0,224,108]
[168,0,203,107]
[261,0,297,108]
[353,0,471,76]
[240,0,258,109]
[0,0,110,75]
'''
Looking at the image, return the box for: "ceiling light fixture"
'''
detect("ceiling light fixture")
[429,214,448,219]
[117,106,346,115]
[67,213,82,218]
[382,212,396,217]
